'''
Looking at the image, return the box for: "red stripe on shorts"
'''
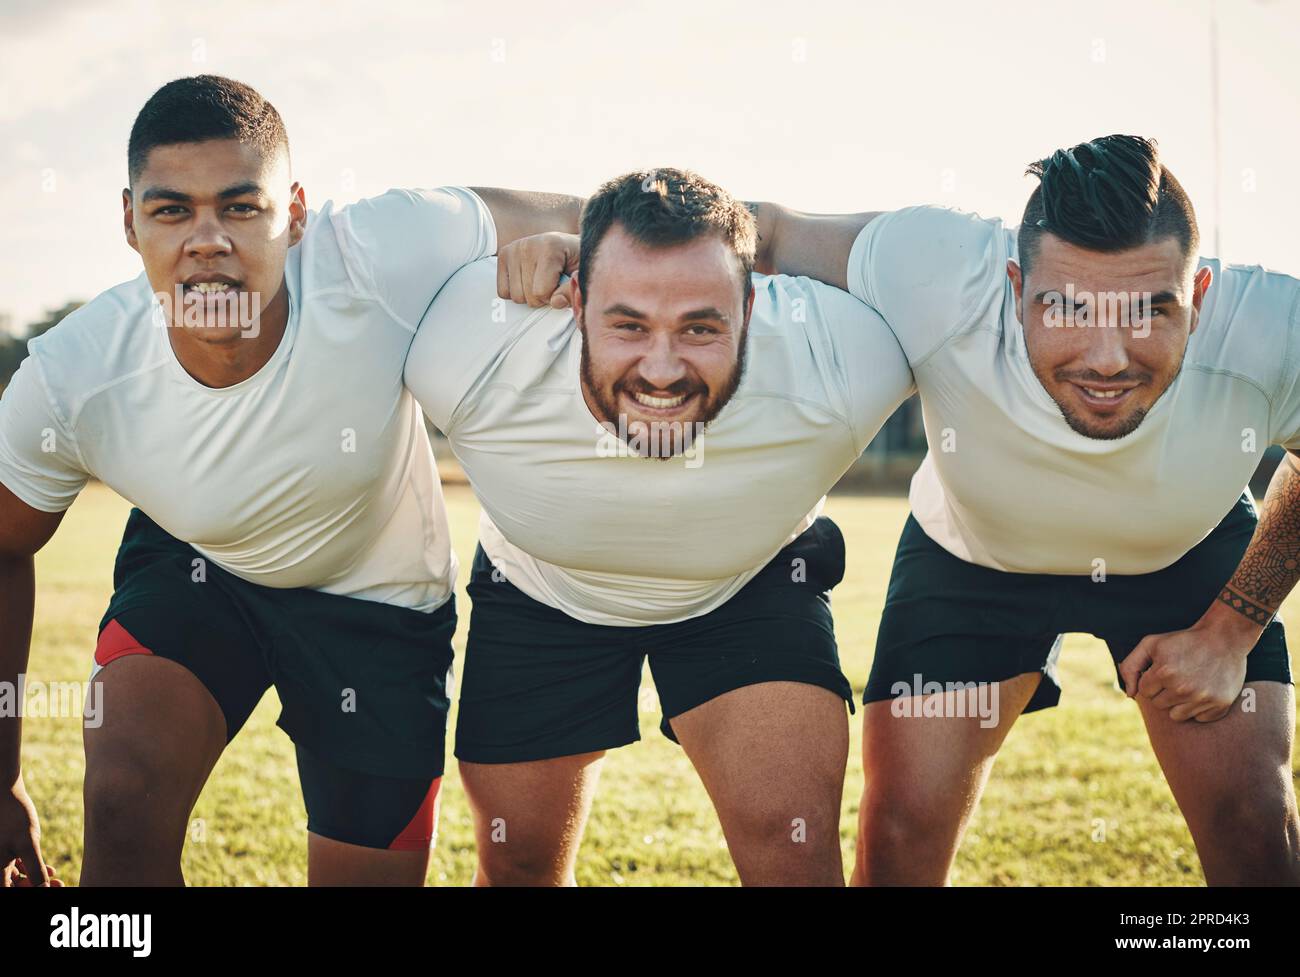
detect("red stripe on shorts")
[388,776,443,851]
[94,619,155,667]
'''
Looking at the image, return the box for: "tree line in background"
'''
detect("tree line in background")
[0,302,83,389]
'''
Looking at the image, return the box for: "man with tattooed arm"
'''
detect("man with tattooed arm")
[743,134,1300,885]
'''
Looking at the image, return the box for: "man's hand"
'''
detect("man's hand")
[496,231,579,309]
[4,858,63,887]
[1,774,57,887]
[1118,604,1260,723]
[1123,451,1300,724]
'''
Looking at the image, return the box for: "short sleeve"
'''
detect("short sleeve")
[1267,276,1300,449]
[405,257,555,434]
[798,280,916,454]
[0,352,88,512]
[846,205,1009,366]
[333,186,497,331]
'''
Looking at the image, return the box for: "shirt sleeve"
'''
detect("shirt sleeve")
[0,351,89,512]
[1266,274,1300,450]
[798,280,916,455]
[332,186,497,331]
[846,205,1010,366]
[405,257,553,434]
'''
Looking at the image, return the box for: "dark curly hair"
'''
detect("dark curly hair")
[577,168,757,303]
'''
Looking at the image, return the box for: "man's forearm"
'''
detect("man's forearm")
[0,556,36,784]
[470,188,584,252]
[745,202,882,289]
[1215,451,1300,629]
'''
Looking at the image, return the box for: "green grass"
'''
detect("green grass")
[21,483,1299,886]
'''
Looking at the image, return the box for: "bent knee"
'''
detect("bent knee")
[1201,784,1297,840]
[860,780,968,849]
[724,790,841,856]
[476,843,574,886]
[84,752,195,840]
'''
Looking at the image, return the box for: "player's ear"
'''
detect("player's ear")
[569,273,584,318]
[1189,265,1212,336]
[1007,259,1024,323]
[287,181,307,247]
[123,188,139,253]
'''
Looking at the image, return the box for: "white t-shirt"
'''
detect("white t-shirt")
[0,186,496,611]
[406,258,914,626]
[847,204,1300,575]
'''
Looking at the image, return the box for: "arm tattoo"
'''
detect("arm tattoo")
[1219,452,1300,625]
[1217,586,1277,626]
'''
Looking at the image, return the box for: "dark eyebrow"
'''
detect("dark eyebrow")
[140,186,191,204]
[139,182,266,204]
[601,303,730,324]
[218,181,266,199]
[679,307,729,324]
[1143,290,1180,306]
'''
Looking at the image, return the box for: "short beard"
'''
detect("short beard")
[1055,402,1150,440]
[578,315,749,458]
[1033,347,1185,442]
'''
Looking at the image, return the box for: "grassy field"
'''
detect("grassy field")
[20,482,1300,886]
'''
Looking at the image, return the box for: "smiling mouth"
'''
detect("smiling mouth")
[631,391,690,410]
[1070,382,1138,410]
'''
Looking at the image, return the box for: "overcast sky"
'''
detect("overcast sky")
[2,0,1297,332]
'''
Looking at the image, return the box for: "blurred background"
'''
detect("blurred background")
[3,0,1298,884]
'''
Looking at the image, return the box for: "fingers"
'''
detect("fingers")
[1193,702,1233,723]
[497,235,576,308]
[1167,701,1201,722]
[7,856,61,887]
[1152,688,1236,723]
[1149,686,1196,713]
[530,253,565,309]
[1119,641,1155,697]
[507,252,526,305]
[1168,700,1230,723]
[549,287,571,310]
[18,834,49,887]
[496,255,510,303]
[1135,661,1168,701]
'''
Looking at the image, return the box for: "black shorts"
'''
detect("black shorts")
[455,516,854,764]
[865,491,1293,712]
[93,508,454,850]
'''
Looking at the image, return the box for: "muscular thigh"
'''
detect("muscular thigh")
[862,670,1040,795]
[1139,680,1296,805]
[670,680,849,830]
[84,655,227,821]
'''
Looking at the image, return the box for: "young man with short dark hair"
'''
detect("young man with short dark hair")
[0,74,581,886]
